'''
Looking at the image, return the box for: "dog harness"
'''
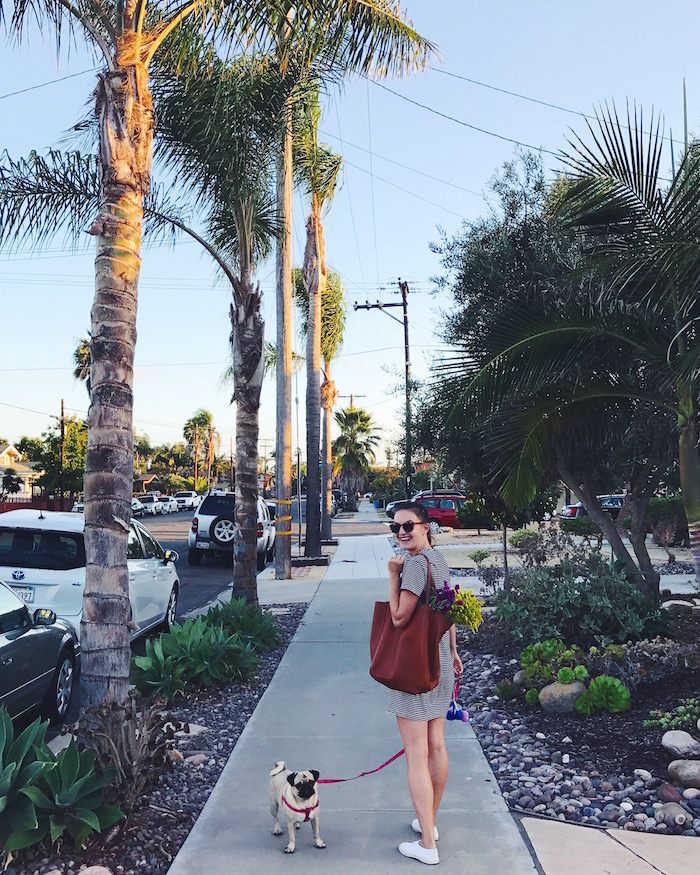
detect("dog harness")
[283,796,319,822]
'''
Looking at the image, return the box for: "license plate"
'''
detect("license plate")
[10,586,34,603]
[196,541,210,549]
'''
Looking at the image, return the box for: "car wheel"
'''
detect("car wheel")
[211,516,236,547]
[188,548,203,566]
[41,650,75,725]
[429,519,441,535]
[160,586,178,631]
[256,549,266,571]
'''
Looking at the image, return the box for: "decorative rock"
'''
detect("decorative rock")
[538,681,586,714]
[81,869,114,875]
[662,730,700,759]
[658,802,689,828]
[657,782,682,803]
[562,736,572,744]
[185,753,209,766]
[683,788,700,800]
[669,760,700,790]
[168,749,184,763]
[512,669,527,686]
[634,768,652,782]
[661,599,694,615]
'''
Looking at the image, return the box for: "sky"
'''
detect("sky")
[0,1,697,467]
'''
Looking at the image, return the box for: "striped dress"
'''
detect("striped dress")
[386,548,454,721]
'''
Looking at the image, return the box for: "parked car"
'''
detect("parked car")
[188,491,275,571]
[0,579,79,724]
[159,496,179,514]
[139,494,163,516]
[0,509,179,642]
[559,495,625,521]
[174,491,199,511]
[386,490,467,533]
[70,500,84,513]
[131,497,145,517]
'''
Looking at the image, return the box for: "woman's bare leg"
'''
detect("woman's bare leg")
[396,716,437,849]
[427,716,449,818]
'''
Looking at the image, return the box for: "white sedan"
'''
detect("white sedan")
[0,509,179,641]
[159,496,179,514]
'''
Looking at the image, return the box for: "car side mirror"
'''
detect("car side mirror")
[33,608,57,626]
[163,549,179,565]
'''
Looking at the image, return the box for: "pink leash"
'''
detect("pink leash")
[317,748,405,784]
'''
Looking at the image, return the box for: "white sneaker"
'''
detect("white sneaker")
[412,819,439,841]
[399,840,439,865]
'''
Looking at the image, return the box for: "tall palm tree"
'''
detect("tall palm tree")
[0,0,329,708]
[183,410,212,493]
[332,405,380,511]
[293,268,346,541]
[205,421,219,487]
[273,2,435,578]
[293,86,343,556]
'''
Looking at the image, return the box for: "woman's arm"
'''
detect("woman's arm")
[388,554,420,628]
[450,625,463,675]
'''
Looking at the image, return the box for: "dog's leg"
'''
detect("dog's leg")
[311,814,326,850]
[285,818,296,853]
[270,800,283,836]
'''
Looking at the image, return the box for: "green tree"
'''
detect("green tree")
[332,406,381,511]
[183,411,213,494]
[73,335,91,398]
[0,469,22,500]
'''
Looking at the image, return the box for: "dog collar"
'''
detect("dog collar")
[283,796,319,822]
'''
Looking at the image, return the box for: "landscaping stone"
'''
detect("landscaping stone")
[657,782,682,802]
[668,760,700,789]
[537,680,586,714]
[662,730,700,759]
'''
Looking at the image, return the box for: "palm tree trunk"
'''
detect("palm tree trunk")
[81,65,153,708]
[275,96,293,578]
[231,274,265,602]
[321,364,337,541]
[678,417,700,582]
[303,209,325,557]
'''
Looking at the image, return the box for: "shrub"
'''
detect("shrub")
[643,698,700,730]
[559,516,604,546]
[575,676,631,716]
[76,693,185,813]
[495,680,519,700]
[468,548,490,566]
[525,688,540,705]
[557,667,575,684]
[494,552,667,647]
[131,637,186,702]
[456,500,495,531]
[205,598,280,652]
[646,496,689,545]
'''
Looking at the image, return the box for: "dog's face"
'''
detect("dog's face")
[287,770,320,800]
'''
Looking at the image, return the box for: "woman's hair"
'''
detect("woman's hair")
[393,500,433,545]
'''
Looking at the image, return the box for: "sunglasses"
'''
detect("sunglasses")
[389,521,421,534]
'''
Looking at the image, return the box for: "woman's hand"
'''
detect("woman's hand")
[388,554,405,577]
[452,650,463,676]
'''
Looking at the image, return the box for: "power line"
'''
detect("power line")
[0,68,97,101]
[370,79,560,159]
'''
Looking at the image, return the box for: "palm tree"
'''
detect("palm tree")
[183,411,212,493]
[293,267,346,541]
[0,0,329,708]
[332,405,380,511]
[293,87,343,555]
[205,421,219,487]
[72,335,92,398]
[273,3,435,578]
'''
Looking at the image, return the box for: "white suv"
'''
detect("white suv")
[174,491,199,511]
[0,510,180,641]
[187,491,274,571]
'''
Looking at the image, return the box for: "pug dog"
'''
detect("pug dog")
[269,761,326,853]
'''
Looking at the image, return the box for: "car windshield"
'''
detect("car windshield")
[0,528,86,570]
[199,495,235,516]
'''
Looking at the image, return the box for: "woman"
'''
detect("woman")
[386,501,463,866]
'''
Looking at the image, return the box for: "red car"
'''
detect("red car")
[413,491,467,534]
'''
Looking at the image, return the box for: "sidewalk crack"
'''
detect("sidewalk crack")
[607,831,667,874]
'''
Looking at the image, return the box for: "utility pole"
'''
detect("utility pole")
[354,280,412,498]
[337,394,365,409]
[59,399,65,511]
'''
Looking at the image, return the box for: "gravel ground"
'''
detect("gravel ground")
[9,603,308,875]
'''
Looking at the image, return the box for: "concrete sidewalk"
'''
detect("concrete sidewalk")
[168,511,696,874]
[168,529,537,874]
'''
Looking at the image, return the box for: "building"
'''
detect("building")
[0,444,41,499]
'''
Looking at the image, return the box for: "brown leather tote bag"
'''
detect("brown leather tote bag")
[369,556,454,695]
